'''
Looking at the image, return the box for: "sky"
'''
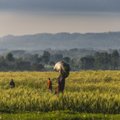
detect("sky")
[0,0,120,36]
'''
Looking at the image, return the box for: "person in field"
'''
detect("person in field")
[10,79,15,88]
[47,78,52,92]
[54,61,70,95]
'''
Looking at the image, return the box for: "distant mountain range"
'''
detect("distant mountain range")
[0,32,120,50]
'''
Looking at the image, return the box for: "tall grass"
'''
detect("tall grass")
[0,71,120,113]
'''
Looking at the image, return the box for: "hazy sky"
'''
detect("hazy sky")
[0,0,120,36]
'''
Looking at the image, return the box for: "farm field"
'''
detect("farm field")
[0,71,120,120]
[1,112,120,120]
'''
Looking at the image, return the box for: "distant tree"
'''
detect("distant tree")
[49,61,55,66]
[63,57,71,63]
[52,54,63,62]
[42,51,51,64]
[0,56,8,71]
[71,58,80,70]
[94,52,111,70]
[30,54,39,64]
[111,50,119,69]
[16,61,31,70]
[32,63,44,71]
[80,56,95,70]
[6,53,15,62]
[0,56,5,62]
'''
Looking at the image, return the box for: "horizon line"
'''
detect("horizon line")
[1,31,120,38]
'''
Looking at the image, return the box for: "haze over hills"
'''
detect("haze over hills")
[0,32,120,50]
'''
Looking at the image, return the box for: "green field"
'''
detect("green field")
[0,71,120,119]
[1,112,120,120]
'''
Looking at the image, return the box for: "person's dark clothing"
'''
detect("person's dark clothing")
[58,75,65,93]
[10,80,15,88]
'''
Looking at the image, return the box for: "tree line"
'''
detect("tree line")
[0,50,119,71]
[80,50,120,70]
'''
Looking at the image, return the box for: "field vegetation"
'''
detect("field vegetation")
[0,71,120,119]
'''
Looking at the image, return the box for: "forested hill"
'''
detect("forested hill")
[0,32,120,50]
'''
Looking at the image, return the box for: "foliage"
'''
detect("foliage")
[1,112,118,120]
[0,71,120,114]
[0,50,120,71]
[80,50,120,70]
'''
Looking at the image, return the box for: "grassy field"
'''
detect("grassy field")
[0,71,120,119]
[1,111,120,120]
